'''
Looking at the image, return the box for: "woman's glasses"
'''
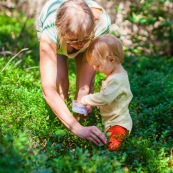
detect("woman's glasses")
[64,35,94,46]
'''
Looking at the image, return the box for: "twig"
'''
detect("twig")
[0,51,13,56]
[0,48,29,74]
[25,66,39,70]
[14,59,23,67]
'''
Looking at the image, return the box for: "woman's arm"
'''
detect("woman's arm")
[39,36,107,145]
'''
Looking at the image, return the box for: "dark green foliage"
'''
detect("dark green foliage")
[122,56,173,172]
[1,54,173,172]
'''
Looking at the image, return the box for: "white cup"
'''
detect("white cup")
[72,100,88,114]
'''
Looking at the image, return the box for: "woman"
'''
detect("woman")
[36,0,111,145]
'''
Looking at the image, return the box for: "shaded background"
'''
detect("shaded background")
[0,0,173,57]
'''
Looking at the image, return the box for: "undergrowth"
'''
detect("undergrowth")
[0,10,173,173]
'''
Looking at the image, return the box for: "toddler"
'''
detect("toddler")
[81,34,133,151]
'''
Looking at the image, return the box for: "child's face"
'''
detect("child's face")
[91,58,115,75]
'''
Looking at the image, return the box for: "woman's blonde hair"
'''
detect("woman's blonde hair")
[55,0,95,45]
[86,34,124,65]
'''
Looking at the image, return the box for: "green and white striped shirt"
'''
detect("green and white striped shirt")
[36,0,111,58]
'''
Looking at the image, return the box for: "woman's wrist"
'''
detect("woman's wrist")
[77,86,90,102]
[70,122,83,137]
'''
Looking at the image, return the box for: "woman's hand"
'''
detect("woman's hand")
[72,125,107,146]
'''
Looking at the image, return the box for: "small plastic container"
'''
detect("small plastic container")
[72,100,88,115]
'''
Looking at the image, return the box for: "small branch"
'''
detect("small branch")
[0,51,13,57]
[25,66,39,70]
[0,48,29,74]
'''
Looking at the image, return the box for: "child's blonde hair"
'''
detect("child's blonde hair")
[86,34,124,65]
[55,0,95,45]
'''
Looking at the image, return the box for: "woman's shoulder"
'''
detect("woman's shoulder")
[39,0,66,23]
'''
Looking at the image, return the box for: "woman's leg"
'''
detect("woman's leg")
[56,54,69,100]
[75,52,96,101]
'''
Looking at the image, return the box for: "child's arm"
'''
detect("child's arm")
[81,80,121,106]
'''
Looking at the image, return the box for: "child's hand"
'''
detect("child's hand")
[85,105,92,115]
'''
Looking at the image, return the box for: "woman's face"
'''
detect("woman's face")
[64,34,93,50]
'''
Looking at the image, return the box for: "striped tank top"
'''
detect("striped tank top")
[36,0,111,58]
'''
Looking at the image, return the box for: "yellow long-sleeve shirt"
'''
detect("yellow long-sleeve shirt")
[81,73,133,133]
